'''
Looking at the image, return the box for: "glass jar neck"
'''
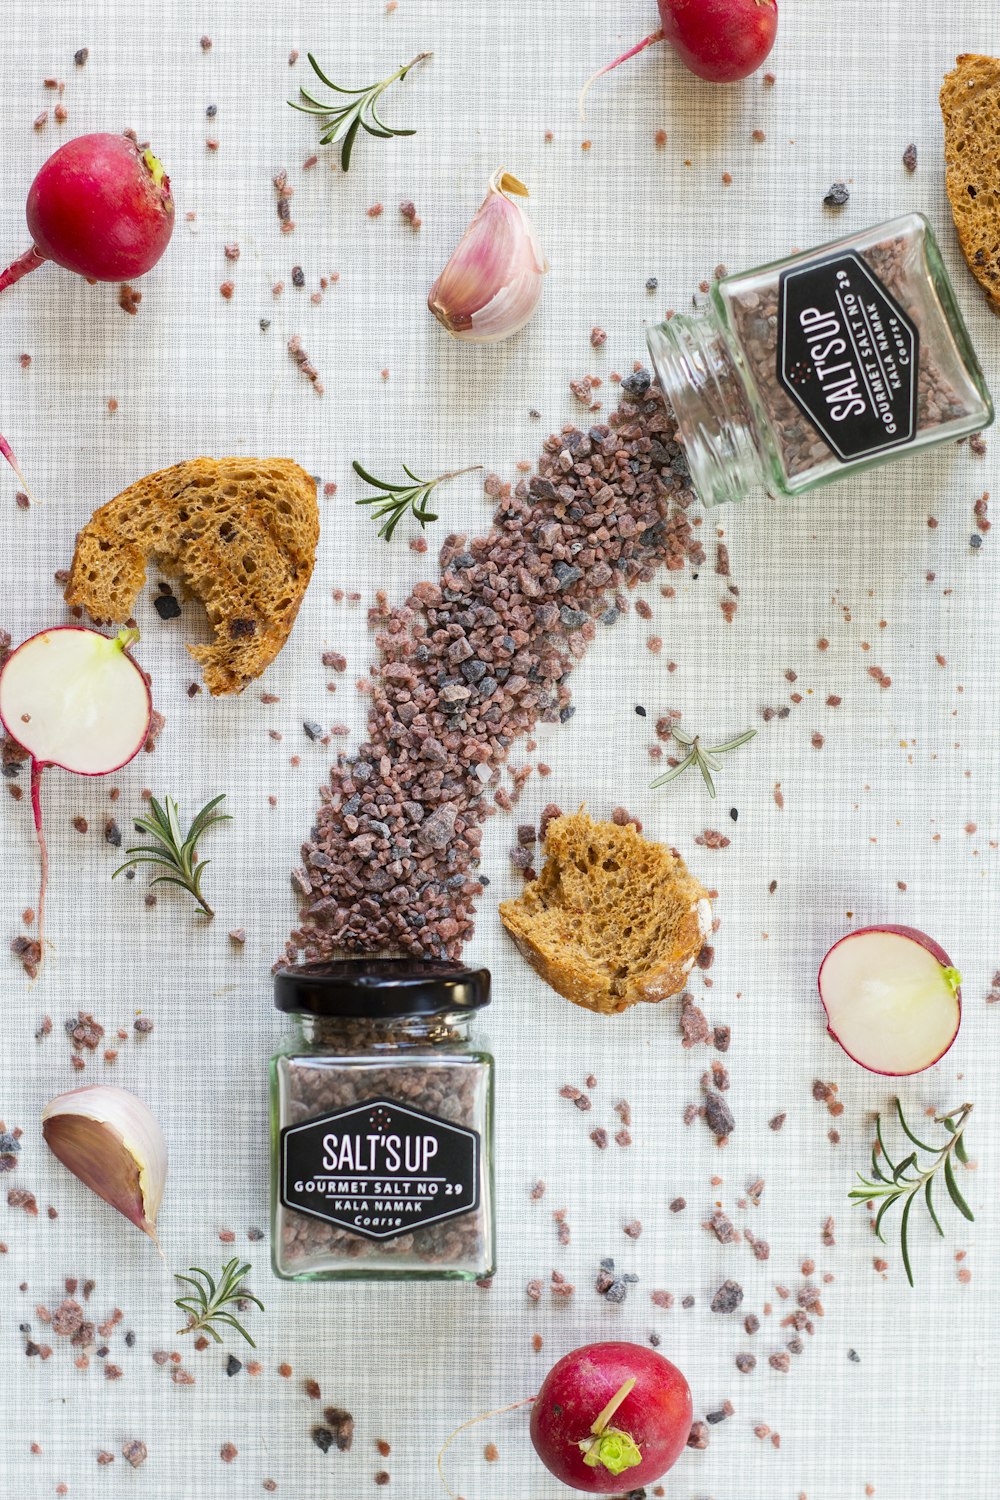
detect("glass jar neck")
[293,1010,472,1050]
[647,312,768,507]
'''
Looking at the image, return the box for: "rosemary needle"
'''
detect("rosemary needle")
[289,52,431,171]
[353,460,482,541]
[649,726,756,799]
[849,1099,975,1287]
[112,794,230,917]
[175,1258,264,1347]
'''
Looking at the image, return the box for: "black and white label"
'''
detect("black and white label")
[777,252,919,462]
[280,1097,479,1243]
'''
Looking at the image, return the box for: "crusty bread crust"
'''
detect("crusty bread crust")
[499,811,711,1015]
[941,54,1000,315]
[65,456,319,695]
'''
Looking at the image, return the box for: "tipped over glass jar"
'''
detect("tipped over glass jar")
[647,214,993,507]
[270,959,494,1282]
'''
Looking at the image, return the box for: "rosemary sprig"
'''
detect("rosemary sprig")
[175,1258,264,1347]
[649,725,756,799]
[289,51,431,171]
[112,794,230,917]
[850,1099,975,1286]
[353,460,482,541]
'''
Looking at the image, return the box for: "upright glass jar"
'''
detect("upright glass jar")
[270,959,494,1282]
[647,213,994,507]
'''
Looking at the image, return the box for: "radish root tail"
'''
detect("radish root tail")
[436,1396,537,1498]
[0,245,47,294]
[29,759,48,969]
[578,30,665,119]
[0,432,34,500]
[0,245,46,498]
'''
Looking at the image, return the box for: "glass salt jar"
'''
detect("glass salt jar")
[647,213,993,507]
[270,959,494,1282]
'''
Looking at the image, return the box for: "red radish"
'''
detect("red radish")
[0,626,152,968]
[0,132,174,491]
[819,926,962,1077]
[437,1341,691,1496]
[580,0,778,112]
[530,1342,692,1492]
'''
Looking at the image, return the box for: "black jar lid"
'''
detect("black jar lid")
[273,959,491,1018]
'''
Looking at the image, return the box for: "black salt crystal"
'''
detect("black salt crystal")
[153,594,182,621]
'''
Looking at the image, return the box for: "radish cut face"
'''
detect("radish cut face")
[0,626,150,774]
[819,927,961,1076]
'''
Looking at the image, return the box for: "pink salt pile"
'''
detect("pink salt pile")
[285,372,700,963]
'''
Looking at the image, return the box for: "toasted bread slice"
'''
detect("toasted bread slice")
[941,54,1000,314]
[65,457,319,695]
[499,810,711,1015]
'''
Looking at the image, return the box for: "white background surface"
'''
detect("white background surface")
[0,1,998,1496]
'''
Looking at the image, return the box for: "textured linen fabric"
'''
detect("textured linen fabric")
[1,1,999,1496]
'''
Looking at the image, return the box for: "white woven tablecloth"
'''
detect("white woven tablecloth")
[1,1,999,1496]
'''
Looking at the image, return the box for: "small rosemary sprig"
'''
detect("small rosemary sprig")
[353,460,482,541]
[175,1258,264,1347]
[112,794,230,917]
[289,51,431,171]
[850,1099,975,1286]
[649,725,756,799]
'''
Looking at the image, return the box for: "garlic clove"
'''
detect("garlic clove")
[42,1085,166,1243]
[428,168,547,344]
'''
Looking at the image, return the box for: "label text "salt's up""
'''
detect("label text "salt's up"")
[321,1131,439,1174]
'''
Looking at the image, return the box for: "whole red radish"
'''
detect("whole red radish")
[5,132,174,289]
[819,925,961,1077]
[0,626,152,971]
[662,0,778,82]
[581,0,778,112]
[529,1341,692,1491]
[0,133,174,491]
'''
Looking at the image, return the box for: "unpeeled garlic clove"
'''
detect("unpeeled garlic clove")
[428,169,547,343]
[42,1085,166,1243]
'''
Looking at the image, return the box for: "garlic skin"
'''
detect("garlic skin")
[428,169,547,343]
[42,1085,166,1243]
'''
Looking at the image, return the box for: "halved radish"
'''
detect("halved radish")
[819,926,961,1076]
[0,626,151,969]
